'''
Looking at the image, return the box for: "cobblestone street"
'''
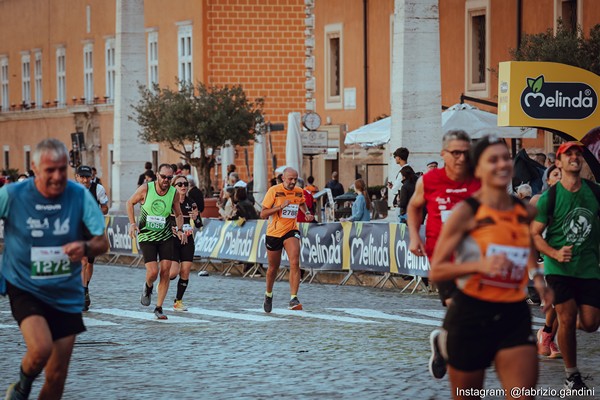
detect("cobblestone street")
[1,264,599,399]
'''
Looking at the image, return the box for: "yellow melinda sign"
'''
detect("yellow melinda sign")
[498,61,600,141]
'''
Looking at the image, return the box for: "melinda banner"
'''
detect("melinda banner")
[193,219,429,276]
[498,61,600,141]
[0,217,431,277]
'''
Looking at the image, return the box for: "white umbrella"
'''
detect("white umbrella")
[442,103,537,139]
[344,106,537,148]
[220,141,235,185]
[344,117,391,147]
[285,112,303,174]
[253,135,268,204]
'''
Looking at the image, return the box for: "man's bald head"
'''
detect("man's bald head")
[282,167,298,190]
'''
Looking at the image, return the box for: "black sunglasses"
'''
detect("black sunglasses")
[444,149,469,159]
[175,182,189,187]
[159,174,173,180]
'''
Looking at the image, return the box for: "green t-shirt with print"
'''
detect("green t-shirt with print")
[535,181,600,279]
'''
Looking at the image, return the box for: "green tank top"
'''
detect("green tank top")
[138,182,176,243]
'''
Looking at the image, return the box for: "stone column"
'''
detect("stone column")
[389,0,442,207]
[110,0,150,212]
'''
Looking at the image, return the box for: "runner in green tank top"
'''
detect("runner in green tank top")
[127,164,185,320]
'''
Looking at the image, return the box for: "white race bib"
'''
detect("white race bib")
[30,246,71,279]
[182,223,193,236]
[481,244,529,288]
[440,210,452,223]
[281,204,299,219]
[146,215,166,231]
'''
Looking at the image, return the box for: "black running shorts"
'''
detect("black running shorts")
[139,237,176,263]
[265,230,301,252]
[173,237,195,263]
[7,282,86,340]
[545,275,600,308]
[442,291,535,371]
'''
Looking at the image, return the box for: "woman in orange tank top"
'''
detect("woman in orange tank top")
[430,135,553,400]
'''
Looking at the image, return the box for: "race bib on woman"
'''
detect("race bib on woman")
[481,244,529,288]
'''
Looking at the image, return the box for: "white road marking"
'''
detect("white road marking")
[404,309,446,319]
[244,308,378,324]
[92,308,210,324]
[82,316,119,327]
[185,307,282,322]
[331,308,441,326]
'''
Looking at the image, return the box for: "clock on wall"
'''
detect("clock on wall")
[302,111,321,131]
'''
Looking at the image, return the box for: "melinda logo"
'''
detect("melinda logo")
[520,75,597,119]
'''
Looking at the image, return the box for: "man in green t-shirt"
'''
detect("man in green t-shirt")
[532,141,600,391]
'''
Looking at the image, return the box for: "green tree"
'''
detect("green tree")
[131,82,264,195]
[511,20,600,76]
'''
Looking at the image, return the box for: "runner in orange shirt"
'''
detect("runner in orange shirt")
[430,135,552,399]
[260,167,314,312]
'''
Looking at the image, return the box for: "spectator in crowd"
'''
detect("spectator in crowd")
[91,167,102,185]
[143,170,156,183]
[426,161,439,171]
[341,179,370,222]
[138,162,155,186]
[534,152,547,166]
[246,175,255,204]
[325,171,345,199]
[388,147,411,219]
[516,183,533,202]
[305,176,319,195]
[387,147,410,199]
[232,187,259,222]
[181,164,192,178]
[296,178,315,223]
[218,187,235,220]
[187,177,205,217]
[17,174,28,182]
[541,152,558,192]
[397,166,419,222]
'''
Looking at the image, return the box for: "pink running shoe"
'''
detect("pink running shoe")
[549,341,562,359]
[537,328,552,356]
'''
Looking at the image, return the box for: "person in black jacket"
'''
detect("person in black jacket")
[186,177,204,226]
[137,162,155,186]
[232,187,259,221]
[398,165,418,222]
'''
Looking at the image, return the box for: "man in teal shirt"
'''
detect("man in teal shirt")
[1,139,108,399]
[532,141,600,391]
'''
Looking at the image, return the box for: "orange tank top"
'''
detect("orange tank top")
[455,197,531,303]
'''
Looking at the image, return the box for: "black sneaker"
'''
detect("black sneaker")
[288,296,303,310]
[5,382,26,400]
[564,372,589,390]
[263,294,273,313]
[141,283,152,306]
[84,287,91,311]
[154,306,168,320]
[429,329,447,379]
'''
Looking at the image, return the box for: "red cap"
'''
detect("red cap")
[556,141,584,158]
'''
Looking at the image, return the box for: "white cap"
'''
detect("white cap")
[233,180,247,188]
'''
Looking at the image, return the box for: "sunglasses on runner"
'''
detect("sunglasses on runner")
[159,174,173,180]
[175,182,189,187]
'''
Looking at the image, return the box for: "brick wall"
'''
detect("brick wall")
[206,0,305,182]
